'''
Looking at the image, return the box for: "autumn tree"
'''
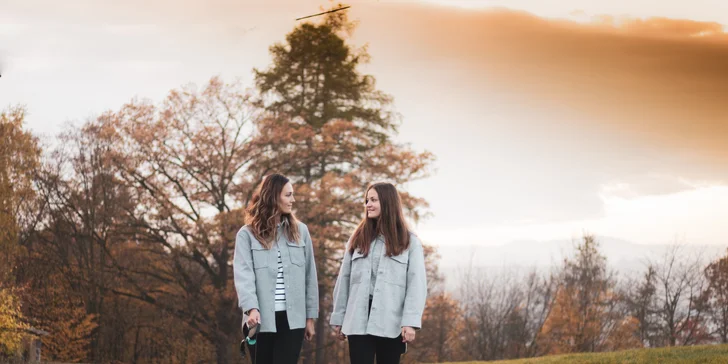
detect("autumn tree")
[602,316,642,351]
[14,116,141,362]
[0,105,40,359]
[17,78,263,363]
[253,5,434,364]
[701,249,728,342]
[537,235,621,354]
[90,78,262,364]
[0,105,41,282]
[20,270,97,362]
[403,292,462,364]
[0,288,27,358]
[404,256,456,364]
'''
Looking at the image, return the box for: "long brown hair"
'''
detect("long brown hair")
[349,182,410,257]
[245,173,300,248]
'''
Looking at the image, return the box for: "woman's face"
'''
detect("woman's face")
[278,182,295,214]
[366,188,381,219]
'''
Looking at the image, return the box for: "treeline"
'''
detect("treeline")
[411,237,728,363]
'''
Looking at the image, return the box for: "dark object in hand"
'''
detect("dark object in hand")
[239,322,258,359]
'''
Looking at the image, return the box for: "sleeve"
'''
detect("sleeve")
[233,228,259,313]
[400,236,427,328]
[329,240,354,326]
[303,225,320,319]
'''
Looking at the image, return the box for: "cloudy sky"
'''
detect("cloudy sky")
[3,0,728,248]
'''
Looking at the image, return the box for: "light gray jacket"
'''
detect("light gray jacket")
[233,222,319,333]
[330,233,427,338]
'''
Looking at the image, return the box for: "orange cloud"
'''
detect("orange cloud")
[355,5,728,167]
[592,16,726,38]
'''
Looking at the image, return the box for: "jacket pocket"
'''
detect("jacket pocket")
[384,252,409,287]
[350,250,366,283]
[251,241,269,269]
[286,240,305,266]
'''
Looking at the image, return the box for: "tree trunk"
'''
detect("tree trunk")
[215,333,233,364]
[214,296,240,364]
[314,285,328,364]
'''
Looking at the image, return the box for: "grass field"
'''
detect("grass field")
[442,344,728,364]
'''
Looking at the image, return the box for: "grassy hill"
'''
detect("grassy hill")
[440,344,728,364]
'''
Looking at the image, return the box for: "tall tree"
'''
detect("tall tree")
[651,245,709,346]
[537,235,620,354]
[405,292,463,363]
[98,78,261,364]
[701,249,728,342]
[0,105,40,358]
[21,118,137,362]
[254,4,394,137]
[622,265,660,347]
[254,5,434,364]
[0,105,41,284]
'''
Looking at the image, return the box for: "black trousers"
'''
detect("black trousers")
[248,311,304,364]
[348,334,405,364]
[347,298,406,364]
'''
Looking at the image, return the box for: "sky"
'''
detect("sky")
[2,0,728,249]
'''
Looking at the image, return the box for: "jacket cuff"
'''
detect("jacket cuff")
[329,312,345,326]
[307,308,319,319]
[240,298,259,315]
[401,314,422,329]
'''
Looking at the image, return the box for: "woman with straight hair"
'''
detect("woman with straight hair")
[330,182,427,364]
[233,173,319,364]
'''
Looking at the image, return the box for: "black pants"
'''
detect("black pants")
[248,311,304,364]
[348,334,405,364]
[347,298,406,364]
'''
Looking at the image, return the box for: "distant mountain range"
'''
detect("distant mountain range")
[432,236,728,291]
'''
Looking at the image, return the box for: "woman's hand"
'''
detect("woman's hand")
[305,319,316,342]
[246,309,261,328]
[401,326,416,343]
[332,325,346,341]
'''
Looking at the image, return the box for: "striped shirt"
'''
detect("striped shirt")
[275,248,286,311]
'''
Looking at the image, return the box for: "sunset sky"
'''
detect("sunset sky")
[3,0,728,249]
